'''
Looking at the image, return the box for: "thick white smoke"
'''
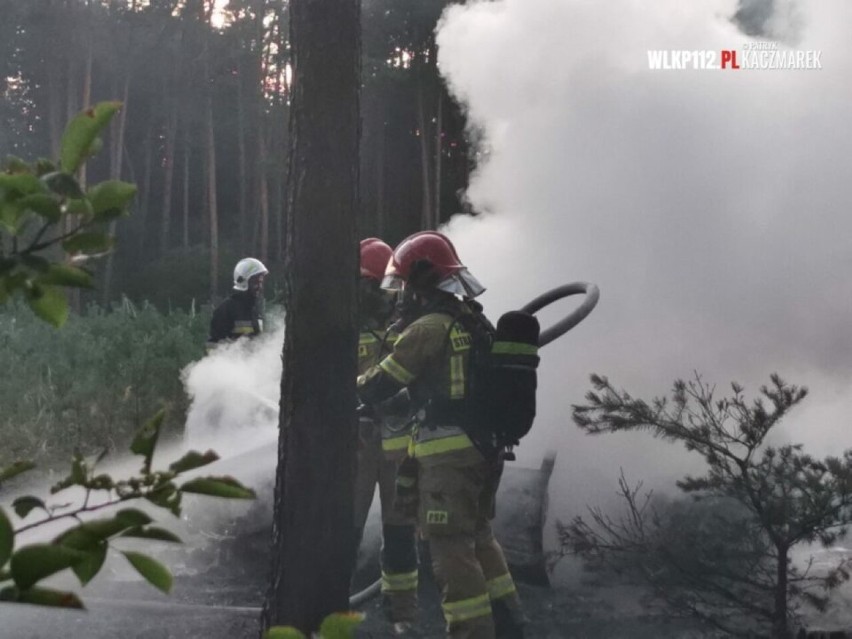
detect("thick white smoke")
[435,0,852,527]
[182,325,283,454]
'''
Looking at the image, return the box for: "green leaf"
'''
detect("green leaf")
[56,522,118,551]
[318,612,365,639]
[3,156,30,174]
[18,193,61,222]
[39,264,94,289]
[20,254,50,273]
[180,476,256,500]
[87,180,137,219]
[0,201,24,234]
[88,136,104,158]
[168,450,219,474]
[0,585,85,609]
[34,158,56,176]
[40,171,85,198]
[120,527,182,544]
[60,102,121,173]
[0,460,36,483]
[145,484,182,517]
[72,541,107,586]
[21,586,86,609]
[130,410,164,473]
[265,627,307,639]
[10,544,87,590]
[0,172,44,196]
[65,197,94,218]
[115,509,153,528]
[12,496,46,520]
[0,508,13,568]
[62,232,114,256]
[121,551,172,593]
[53,526,100,552]
[55,510,151,553]
[27,285,69,327]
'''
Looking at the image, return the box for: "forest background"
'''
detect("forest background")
[0,0,464,465]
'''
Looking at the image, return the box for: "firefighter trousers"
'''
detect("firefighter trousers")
[419,455,524,639]
[353,420,418,623]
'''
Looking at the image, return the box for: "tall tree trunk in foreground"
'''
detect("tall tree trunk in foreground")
[261,0,361,634]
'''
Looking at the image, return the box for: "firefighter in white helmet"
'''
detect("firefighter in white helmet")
[207,257,268,348]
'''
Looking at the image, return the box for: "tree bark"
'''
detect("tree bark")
[375,111,385,237]
[774,544,791,639]
[102,76,130,305]
[182,128,191,249]
[69,42,92,313]
[205,94,219,300]
[203,1,219,300]
[258,130,270,263]
[434,86,443,229]
[139,128,153,250]
[159,104,178,254]
[236,59,249,253]
[260,0,361,634]
[417,75,432,230]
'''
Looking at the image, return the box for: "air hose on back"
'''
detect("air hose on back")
[521,281,600,348]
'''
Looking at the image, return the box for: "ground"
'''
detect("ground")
[0,570,707,639]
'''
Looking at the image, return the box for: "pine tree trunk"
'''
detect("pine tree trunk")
[417,76,432,230]
[182,129,191,249]
[272,116,286,262]
[375,108,385,237]
[260,0,361,633]
[70,43,92,313]
[258,131,270,263]
[434,87,443,229]
[203,1,219,300]
[773,544,791,639]
[102,76,130,305]
[139,129,153,249]
[237,61,249,253]
[159,106,178,254]
[47,65,63,160]
[205,95,219,300]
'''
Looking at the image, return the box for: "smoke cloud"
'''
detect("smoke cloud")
[732,0,804,44]
[435,0,852,526]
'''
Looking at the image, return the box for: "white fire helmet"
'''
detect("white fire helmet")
[233,257,268,291]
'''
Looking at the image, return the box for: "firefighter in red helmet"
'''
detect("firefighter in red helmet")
[359,232,524,639]
[355,238,419,634]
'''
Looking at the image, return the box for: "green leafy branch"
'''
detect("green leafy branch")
[265,611,365,639]
[0,410,256,609]
[0,101,136,326]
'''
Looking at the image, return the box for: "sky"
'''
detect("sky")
[434,0,852,517]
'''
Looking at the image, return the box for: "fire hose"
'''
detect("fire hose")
[349,282,599,607]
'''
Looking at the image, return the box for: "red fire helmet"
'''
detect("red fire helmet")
[359,237,393,282]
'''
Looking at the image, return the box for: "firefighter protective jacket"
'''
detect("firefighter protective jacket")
[207,290,263,346]
[358,297,479,466]
[359,327,414,455]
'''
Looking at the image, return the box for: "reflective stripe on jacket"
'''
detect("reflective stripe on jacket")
[359,302,478,461]
[207,291,263,346]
